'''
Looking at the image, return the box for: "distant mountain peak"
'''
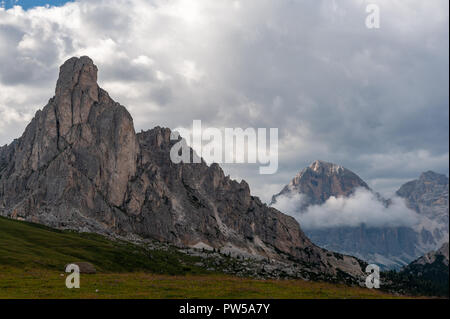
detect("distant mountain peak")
[0,57,366,283]
[419,171,448,184]
[272,160,369,207]
[308,160,345,175]
[271,163,449,270]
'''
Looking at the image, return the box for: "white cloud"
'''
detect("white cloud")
[271,192,306,216]
[179,60,204,83]
[0,103,33,143]
[273,187,420,229]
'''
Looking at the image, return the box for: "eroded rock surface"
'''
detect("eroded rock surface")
[271,160,370,208]
[0,57,365,282]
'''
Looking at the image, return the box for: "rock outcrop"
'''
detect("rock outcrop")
[399,242,449,294]
[0,57,138,233]
[0,57,365,282]
[383,242,449,297]
[406,242,449,267]
[65,262,97,274]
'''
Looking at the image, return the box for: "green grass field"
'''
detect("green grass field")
[0,268,405,299]
[0,216,409,299]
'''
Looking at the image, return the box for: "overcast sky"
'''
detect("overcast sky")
[0,0,448,202]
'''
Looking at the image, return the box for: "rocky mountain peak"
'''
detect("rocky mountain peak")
[270,164,448,270]
[272,160,369,207]
[1,56,138,208]
[419,171,448,185]
[438,242,449,262]
[55,56,98,97]
[53,56,102,139]
[396,171,448,250]
[0,58,366,283]
[407,242,449,267]
[396,171,448,209]
[309,160,345,175]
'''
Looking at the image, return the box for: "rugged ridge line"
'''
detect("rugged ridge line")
[271,160,370,209]
[0,57,365,281]
[270,160,449,269]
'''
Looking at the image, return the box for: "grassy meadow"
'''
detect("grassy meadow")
[0,216,408,299]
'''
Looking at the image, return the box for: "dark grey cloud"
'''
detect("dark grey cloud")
[0,0,448,202]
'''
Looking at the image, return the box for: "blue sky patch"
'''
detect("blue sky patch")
[1,0,73,10]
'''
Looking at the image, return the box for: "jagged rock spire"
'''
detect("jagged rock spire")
[1,56,138,208]
[271,160,369,207]
[54,56,100,139]
[56,56,99,97]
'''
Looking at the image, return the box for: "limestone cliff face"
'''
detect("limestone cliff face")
[126,128,313,259]
[0,57,365,281]
[0,57,138,232]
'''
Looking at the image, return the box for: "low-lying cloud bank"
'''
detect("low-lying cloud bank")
[272,188,420,229]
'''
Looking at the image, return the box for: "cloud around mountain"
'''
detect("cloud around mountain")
[272,187,420,229]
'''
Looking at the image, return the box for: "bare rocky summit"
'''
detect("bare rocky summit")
[271,160,370,208]
[0,57,365,282]
[65,262,97,274]
[0,56,138,233]
[396,171,449,249]
[399,242,449,295]
[270,161,449,269]
[408,242,449,267]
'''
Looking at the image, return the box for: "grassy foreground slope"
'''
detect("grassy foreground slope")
[0,216,206,275]
[0,216,404,299]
